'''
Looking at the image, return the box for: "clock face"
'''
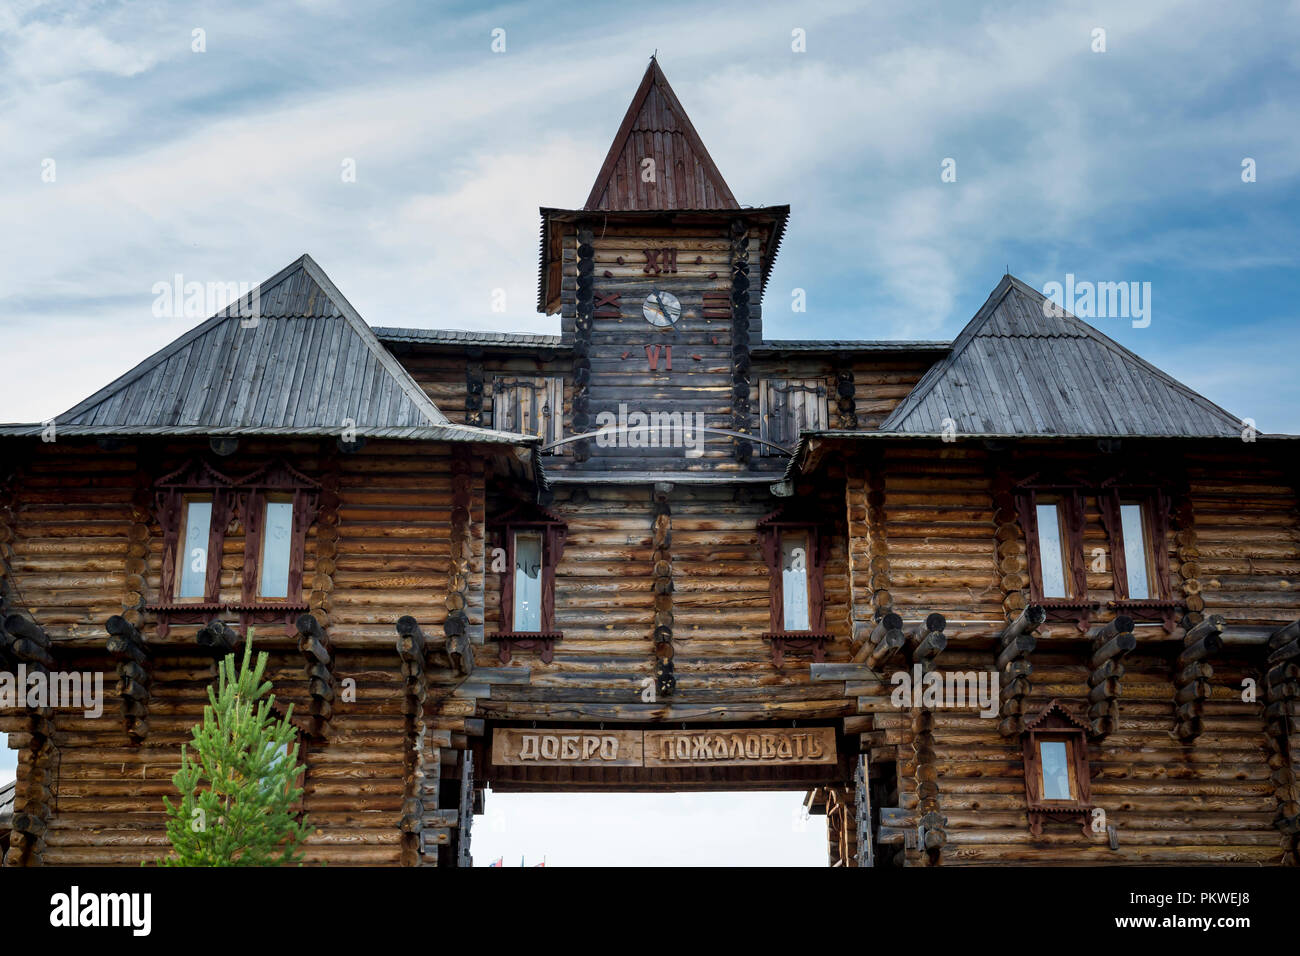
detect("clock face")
[643,290,681,328]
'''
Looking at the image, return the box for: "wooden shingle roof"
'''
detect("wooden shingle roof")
[879,275,1244,438]
[584,58,737,212]
[17,256,532,445]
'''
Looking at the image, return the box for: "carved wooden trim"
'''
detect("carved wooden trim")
[152,458,319,640]
[465,349,485,427]
[1015,486,1090,631]
[729,218,753,465]
[488,500,567,664]
[757,507,832,666]
[834,367,858,430]
[572,225,595,462]
[651,485,675,696]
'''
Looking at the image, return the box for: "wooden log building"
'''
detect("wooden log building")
[1,58,1298,867]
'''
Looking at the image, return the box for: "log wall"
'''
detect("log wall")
[0,437,484,866]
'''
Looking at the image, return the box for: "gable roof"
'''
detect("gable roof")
[879,275,1244,438]
[584,58,738,211]
[5,256,532,445]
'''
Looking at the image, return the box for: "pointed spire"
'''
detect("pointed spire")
[584,58,738,211]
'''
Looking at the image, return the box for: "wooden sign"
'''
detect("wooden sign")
[491,727,835,768]
[644,728,836,767]
[491,728,643,767]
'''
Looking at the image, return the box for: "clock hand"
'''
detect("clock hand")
[654,292,671,325]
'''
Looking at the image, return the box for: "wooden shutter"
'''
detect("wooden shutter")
[760,379,828,456]
[493,377,564,451]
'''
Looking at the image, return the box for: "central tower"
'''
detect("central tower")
[537,58,788,476]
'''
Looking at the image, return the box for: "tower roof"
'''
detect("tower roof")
[583,58,738,212]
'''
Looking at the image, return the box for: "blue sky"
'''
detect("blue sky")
[2,0,1298,859]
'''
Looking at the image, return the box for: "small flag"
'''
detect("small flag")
[488,856,503,867]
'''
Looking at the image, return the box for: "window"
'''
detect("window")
[176,497,213,599]
[758,512,831,665]
[1037,739,1076,800]
[1034,501,1069,599]
[781,531,811,631]
[513,530,544,632]
[493,377,564,451]
[1015,488,1087,623]
[258,498,294,599]
[151,458,319,639]
[759,379,829,455]
[489,505,567,664]
[1098,489,1175,622]
[1118,502,1150,600]
[1020,699,1093,836]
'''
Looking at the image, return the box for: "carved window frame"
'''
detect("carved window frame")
[1015,485,1089,629]
[149,459,319,639]
[488,503,567,663]
[1021,698,1093,837]
[758,510,832,665]
[1098,485,1178,627]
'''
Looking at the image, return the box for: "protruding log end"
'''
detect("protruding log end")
[296,613,325,640]
[196,620,240,657]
